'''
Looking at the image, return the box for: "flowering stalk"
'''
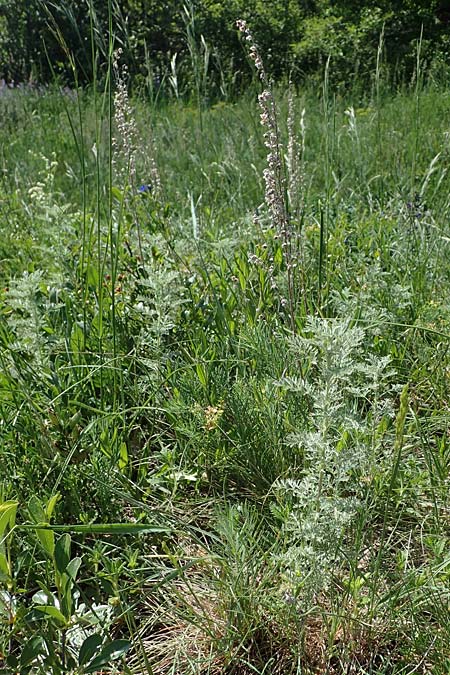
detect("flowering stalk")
[236,20,296,329]
[112,48,161,195]
[112,48,162,265]
[112,48,137,186]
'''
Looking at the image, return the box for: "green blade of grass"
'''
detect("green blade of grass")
[18,523,170,535]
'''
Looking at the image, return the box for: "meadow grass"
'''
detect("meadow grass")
[0,66,450,674]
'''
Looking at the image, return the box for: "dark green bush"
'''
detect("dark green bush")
[0,1,449,91]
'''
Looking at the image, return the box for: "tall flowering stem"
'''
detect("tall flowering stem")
[112,48,138,186]
[236,20,296,329]
[112,49,162,264]
[112,49,161,195]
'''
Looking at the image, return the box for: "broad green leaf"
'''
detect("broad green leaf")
[84,639,131,672]
[34,604,67,626]
[66,556,81,581]
[54,533,71,576]
[78,633,102,666]
[6,654,18,669]
[28,497,55,555]
[20,636,47,665]
[61,587,74,622]
[111,186,123,202]
[86,265,99,288]
[70,323,85,355]
[45,493,60,521]
[0,500,18,539]
[31,589,53,605]
[27,496,46,524]
[0,552,10,578]
[36,527,55,558]
[118,441,128,470]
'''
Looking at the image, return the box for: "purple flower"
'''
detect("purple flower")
[138,184,152,194]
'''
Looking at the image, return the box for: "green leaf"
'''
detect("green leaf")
[19,522,169,535]
[34,604,67,626]
[58,557,80,621]
[27,496,46,524]
[0,552,10,578]
[118,441,128,470]
[274,246,283,266]
[61,588,74,622]
[20,636,47,665]
[6,654,18,669]
[66,556,81,582]
[196,362,207,387]
[45,493,60,521]
[84,639,131,672]
[70,323,85,355]
[54,533,71,576]
[0,500,18,539]
[36,527,55,558]
[78,633,102,666]
[111,186,124,202]
[86,265,99,288]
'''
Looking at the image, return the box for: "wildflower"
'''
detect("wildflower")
[283,591,296,606]
[138,184,152,194]
[113,50,161,198]
[237,19,300,327]
[203,404,224,432]
[236,21,289,240]
[248,253,263,266]
[112,49,138,185]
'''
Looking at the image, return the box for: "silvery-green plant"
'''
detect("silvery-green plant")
[112,48,161,195]
[272,317,395,604]
[25,152,78,260]
[4,271,52,365]
[236,19,302,328]
[112,47,138,188]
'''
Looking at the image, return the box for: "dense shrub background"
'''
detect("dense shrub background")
[1,0,449,91]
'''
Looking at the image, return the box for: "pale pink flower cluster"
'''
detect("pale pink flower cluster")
[237,20,298,321]
[236,20,265,80]
[112,49,161,195]
[236,21,289,244]
[112,48,137,184]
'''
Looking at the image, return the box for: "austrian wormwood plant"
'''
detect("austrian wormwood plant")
[236,20,303,327]
[112,47,139,187]
[4,271,48,363]
[272,318,394,604]
[112,48,161,195]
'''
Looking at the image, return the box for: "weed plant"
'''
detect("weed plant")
[0,14,450,675]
